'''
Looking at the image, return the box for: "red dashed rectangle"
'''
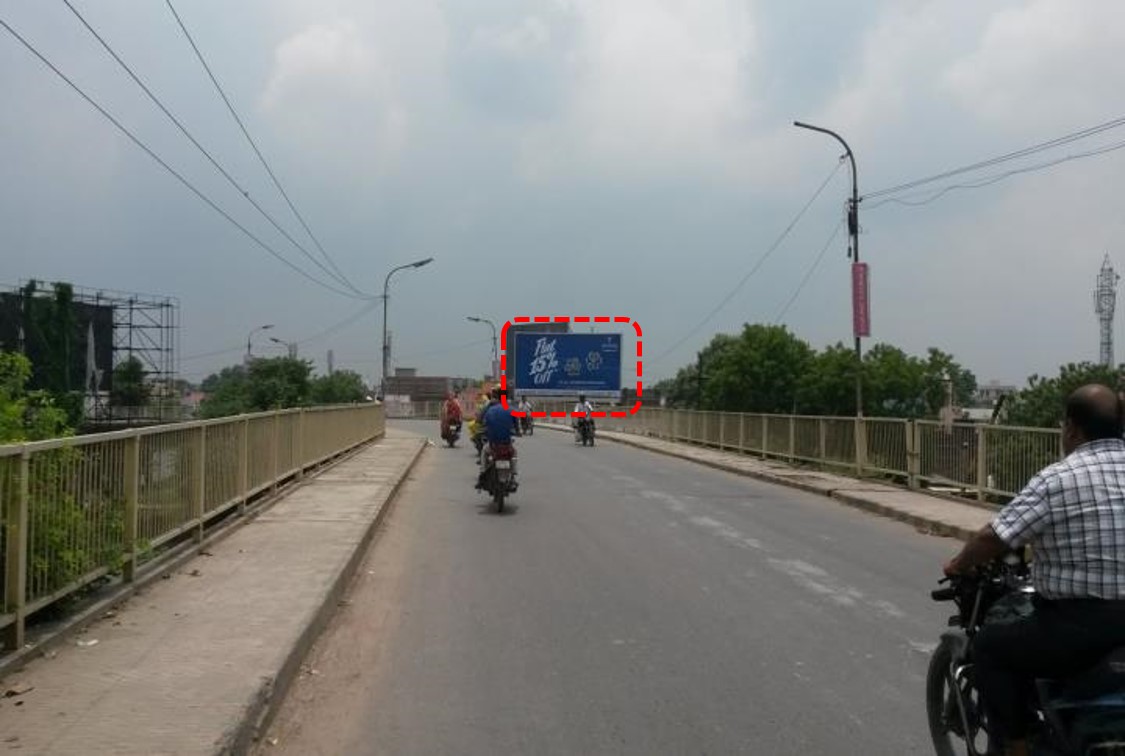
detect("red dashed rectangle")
[500,316,643,417]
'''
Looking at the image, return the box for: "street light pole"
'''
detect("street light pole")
[381,257,434,399]
[466,316,498,381]
[245,323,274,362]
[794,120,864,417]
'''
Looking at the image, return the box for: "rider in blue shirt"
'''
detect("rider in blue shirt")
[483,389,514,444]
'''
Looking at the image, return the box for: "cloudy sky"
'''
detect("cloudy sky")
[3,0,1125,388]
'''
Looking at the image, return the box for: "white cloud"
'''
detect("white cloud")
[470,16,552,56]
[943,0,1125,131]
[514,0,760,180]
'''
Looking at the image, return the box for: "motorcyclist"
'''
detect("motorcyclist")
[439,392,462,441]
[518,394,534,433]
[477,388,517,489]
[573,393,595,444]
[943,384,1125,756]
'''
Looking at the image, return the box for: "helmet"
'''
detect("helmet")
[578,393,586,402]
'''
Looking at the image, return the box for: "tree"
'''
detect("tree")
[1004,362,1122,428]
[0,351,71,442]
[862,343,926,417]
[310,370,368,405]
[199,357,314,418]
[920,348,977,416]
[110,356,150,407]
[701,325,813,413]
[796,343,857,416]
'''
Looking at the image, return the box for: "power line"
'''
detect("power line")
[60,0,370,297]
[0,15,368,300]
[649,159,844,364]
[183,300,380,362]
[773,221,844,323]
[164,0,362,296]
[865,113,1125,200]
[866,137,1125,210]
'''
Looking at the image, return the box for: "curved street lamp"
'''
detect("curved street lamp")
[381,257,434,398]
[245,323,274,361]
[466,316,498,381]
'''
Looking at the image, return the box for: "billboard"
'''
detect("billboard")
[513,332,621,398]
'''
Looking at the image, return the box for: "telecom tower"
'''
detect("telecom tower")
[1095,255,1120,366]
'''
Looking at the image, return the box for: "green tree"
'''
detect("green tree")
[0,351,71,442]
[796,342,857,416]
[110,356,150,407]
[199,365,249,418]
[862,343,926,417]
[1004,362,1122,428]
[701,325,813,412]
[199,357,314,418]
[920,348,977,416]
[310,370,368,405]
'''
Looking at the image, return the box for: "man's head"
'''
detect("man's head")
[490,387,501,403]
[1063,384,1124,453]
[578,393,586,403]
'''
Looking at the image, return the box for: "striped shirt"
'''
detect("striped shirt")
[992,438,1125,599]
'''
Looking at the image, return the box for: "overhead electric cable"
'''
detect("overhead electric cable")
[866,113,1125,200]
[773,221,845,323]
[650,159,844,364]
[164,0,362,295]
[59,0,369,296]
[0,16,369,299]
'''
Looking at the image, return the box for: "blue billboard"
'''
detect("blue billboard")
[512,332,622,398]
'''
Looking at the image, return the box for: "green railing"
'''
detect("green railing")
[1,404,384,651]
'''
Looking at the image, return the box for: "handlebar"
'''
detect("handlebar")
[930,587,957,602]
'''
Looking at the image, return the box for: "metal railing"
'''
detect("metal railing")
[1,404,383,651]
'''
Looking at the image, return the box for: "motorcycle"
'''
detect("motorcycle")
[575,418,595,446]
[478,442,516,513]
[519,413,534,436]
[468,417,485,457]
[926,554,1125,755]
[441,419,461,448]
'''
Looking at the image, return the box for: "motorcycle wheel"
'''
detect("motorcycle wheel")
[493,484,505,513]
[927,638,991,756]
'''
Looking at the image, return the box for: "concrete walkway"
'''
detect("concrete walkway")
[0,429,426,756]
[543,424,997,540]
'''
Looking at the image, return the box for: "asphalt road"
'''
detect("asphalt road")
[260,420,956,755]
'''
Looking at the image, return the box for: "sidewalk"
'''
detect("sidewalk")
[0,428,426,756]
[544,424,996,540]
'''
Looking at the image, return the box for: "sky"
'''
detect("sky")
[4,0,1125,389]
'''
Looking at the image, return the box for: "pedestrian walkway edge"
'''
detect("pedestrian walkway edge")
[224,436,428,755]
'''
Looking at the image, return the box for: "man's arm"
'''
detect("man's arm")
[943,525,1010,576]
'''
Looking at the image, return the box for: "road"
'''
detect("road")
[259,420,954,755]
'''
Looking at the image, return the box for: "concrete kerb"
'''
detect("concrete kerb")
[0,433,387,684]
[540,423,977,541]
[223,436,428,755]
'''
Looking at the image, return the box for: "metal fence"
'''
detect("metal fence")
[417,399,1060,503]
[1,404,383,651]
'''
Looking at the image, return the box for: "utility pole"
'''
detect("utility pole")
[794,121,865,416]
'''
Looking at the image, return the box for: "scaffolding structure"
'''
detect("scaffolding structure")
[2,281,180,423]
[1094,256,1119,367]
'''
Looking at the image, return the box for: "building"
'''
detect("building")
[384,368,453,403]
[973,380,1017,407]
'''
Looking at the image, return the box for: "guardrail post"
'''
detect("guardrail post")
[788,416,796,461]
[238,417,249,515]
[123,435,140,583]
[194,426,206,543]
[855,418,867,477]
[738,413,746,454]
[272,411,281,493]
[976,425,987,502]
[687,412,694,444]
[760,416,768,459]
[818,418,827,464]
[906,421,920,489]
[296,409,306,480]
[719,413,726,450]
[2,451,30,651]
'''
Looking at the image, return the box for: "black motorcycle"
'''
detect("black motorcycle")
[441,420,461,448]
[519,413,534,436]
[478,443,516,513]
[576,418,595,446]
[927,555,1125,755]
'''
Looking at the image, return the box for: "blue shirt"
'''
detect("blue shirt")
[483,402,514,444]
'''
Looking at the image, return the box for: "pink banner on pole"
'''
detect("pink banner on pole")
[852,262,870,337]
